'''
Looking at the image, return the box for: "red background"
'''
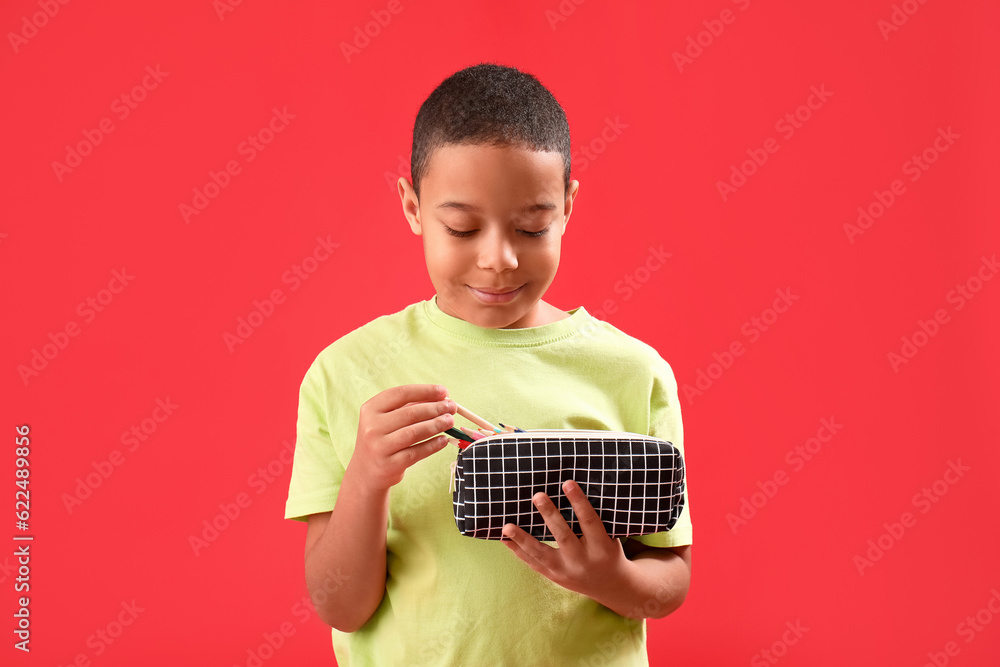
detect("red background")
[4,0,999,665]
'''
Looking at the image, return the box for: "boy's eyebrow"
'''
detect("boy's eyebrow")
[436,201,557,212]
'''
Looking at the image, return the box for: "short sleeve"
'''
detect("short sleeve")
[284,357,347,522]
[630,355,692,548]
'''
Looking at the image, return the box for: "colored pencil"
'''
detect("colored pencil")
[460,426,487,441]
[450,400,500,433]
[445,427,474,442]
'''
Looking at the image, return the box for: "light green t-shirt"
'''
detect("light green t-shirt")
[285,296,691,666]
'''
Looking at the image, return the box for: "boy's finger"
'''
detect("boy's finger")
[531,492,579,549]
[502,523,551,564]
[384,411,455,452]
[562,480,609,542]
[375,384,449,412]
[381,400,456,446]
[390,434,450,468]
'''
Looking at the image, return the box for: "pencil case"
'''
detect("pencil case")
[449,429,685,541]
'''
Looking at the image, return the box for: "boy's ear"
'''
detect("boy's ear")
[562,179,580,235]
[398,177,422,236]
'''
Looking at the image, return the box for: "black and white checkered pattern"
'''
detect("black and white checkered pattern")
[452,430,685,541]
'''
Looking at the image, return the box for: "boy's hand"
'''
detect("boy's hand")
[347,384,456,495]
[500,480,630,601]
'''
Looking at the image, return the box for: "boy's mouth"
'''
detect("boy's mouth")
[468,284,524,304]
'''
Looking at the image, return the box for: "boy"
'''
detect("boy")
[284,62,692,665]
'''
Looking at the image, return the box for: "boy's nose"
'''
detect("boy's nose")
[476,236,518,272]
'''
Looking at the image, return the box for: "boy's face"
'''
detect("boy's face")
[399,142,579,329]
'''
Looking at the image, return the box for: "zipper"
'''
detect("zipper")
[455,429,666,453]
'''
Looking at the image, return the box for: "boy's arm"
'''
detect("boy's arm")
[303,466,391,633]
[300,384,456,633]
[615,542,691,619]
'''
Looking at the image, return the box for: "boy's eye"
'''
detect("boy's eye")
[520,227,549,238]
[443,225,476,238]
[442,225,550,238]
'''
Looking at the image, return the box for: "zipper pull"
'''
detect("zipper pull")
[449,459,458,494]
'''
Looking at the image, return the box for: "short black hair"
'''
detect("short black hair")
[410,62,571,200]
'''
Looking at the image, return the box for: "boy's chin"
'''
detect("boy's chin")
[439,292,541,329]
[469,302,547,330]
